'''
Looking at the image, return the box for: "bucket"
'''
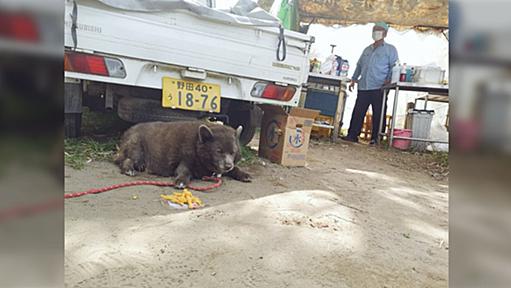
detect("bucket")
[392,129,412,150]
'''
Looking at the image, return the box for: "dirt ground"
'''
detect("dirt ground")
[65,140,448,288]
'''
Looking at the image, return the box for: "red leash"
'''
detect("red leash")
[64,176,222,199]
[0,177,221,223]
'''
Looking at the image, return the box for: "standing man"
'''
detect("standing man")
[341,21,398,144]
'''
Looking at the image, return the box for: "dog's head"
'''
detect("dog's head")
[196,124,242,174]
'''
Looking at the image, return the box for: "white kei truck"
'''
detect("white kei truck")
[64,0,313,145]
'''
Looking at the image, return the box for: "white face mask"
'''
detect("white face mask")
[372,30,384,41]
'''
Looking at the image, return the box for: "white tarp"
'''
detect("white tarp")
[95,0,281,27]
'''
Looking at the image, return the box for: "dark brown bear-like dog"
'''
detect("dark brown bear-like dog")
[114,121,251,187]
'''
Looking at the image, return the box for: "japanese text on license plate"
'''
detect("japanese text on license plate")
[162,77,221,112]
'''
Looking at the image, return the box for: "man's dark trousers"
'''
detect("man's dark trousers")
[346,89,387,141]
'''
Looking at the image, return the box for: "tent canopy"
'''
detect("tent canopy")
[259,0,448,31]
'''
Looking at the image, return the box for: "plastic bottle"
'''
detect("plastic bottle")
[331,58,339,76]
[400,63,407,82]
[309,58,318,73]
[410,66,416,82]
[341,60,349,77]
[391,61,401,83]
[314,61,321,73]
[405,66,413,82]
[335,56,343,76]
[309,58,316,72]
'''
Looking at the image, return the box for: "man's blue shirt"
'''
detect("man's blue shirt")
[351,42,398,91]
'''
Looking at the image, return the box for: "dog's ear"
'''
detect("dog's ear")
[198,125,214,143]
[235,125,243,139]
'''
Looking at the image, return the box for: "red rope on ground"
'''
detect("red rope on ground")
[64,176,222,199]
[0,177,221,223]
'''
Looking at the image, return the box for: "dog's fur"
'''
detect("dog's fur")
[114,121,251,187]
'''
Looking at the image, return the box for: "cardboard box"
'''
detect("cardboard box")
[258,105,320,166]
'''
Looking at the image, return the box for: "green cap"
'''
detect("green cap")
[374,21,389,31]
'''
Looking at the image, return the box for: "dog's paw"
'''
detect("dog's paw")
[124,169,136,177]
[135,163,146,172]
[175,176,190,189]
[236,171,252,183]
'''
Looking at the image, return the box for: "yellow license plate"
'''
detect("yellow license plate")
[162,77,221,113]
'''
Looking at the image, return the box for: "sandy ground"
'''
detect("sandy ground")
[65,141,448,287]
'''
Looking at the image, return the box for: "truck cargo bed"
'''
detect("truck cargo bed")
[64,0,311,88]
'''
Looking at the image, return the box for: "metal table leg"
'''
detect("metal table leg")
[388,87,400,149]
[377,88,388,145]
[332,81,347,142]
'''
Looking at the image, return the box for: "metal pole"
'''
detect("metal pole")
[332,80,347,142]
[377,88,388,145]
[392,135,449,143]
[388,87,400,149]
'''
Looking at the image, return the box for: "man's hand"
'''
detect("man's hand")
[349,80,357,92]
[383,79,391,86]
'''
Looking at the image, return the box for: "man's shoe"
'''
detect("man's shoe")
[369,139,377,145]
[340,136,358,143]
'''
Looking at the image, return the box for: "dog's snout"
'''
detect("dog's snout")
[224,154,235,172]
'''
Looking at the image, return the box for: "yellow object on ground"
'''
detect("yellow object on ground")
[160,189,203,209]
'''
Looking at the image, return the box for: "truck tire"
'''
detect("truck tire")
[228,107,260,146]
[117,96,199,123]
[65,113,82,138]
